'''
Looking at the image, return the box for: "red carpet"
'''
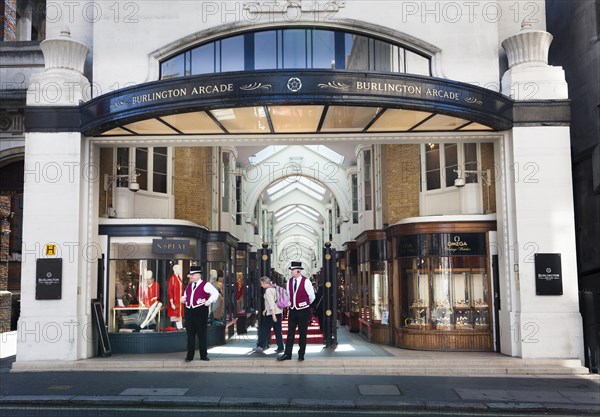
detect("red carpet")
[270,317,324,344]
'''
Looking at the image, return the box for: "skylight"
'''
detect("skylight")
[278,223,318,235]
[305,145,345,165]
[248,145,286,164]
[266,177,327,202]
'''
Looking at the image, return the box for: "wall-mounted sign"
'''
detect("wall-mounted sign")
[152,239,190,255]
[36,258,62,300]
[535,253,563,295]
[45,243,57,256]
[398,233,486,257]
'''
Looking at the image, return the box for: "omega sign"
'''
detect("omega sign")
[152,239,190,255]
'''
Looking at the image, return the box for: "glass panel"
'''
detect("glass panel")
[161,55,185,79]
[254,30,278,69]
[370,261,388,322]
[432,259,453,330]
[404,259,431,329]
[268,105,324,133]
[345,33,369,71]
[191,43,215,75]
[464,143,479,184]
[153,146,168,194]
[406,50,430,75]
[368,109,432,132]
[283,29,307,69]
[160,112,224,134]
[116,148,129,187]
[135,148,148,191]
[123,119,177,135]
[363,150,372,211]
[321,106,380,132]
[444,144,458,187]
[425,144,440,191]
[372,38,395,72]
[414,114,471,131]
[210,107,269,133]
[221,35,245,72]
[312,29,335,69]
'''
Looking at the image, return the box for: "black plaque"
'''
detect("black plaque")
[92,300,112,357]
[152,239,190,255]
[35,258,62,300]
[535,253,563,295]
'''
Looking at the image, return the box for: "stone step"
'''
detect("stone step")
[12,357,589,376]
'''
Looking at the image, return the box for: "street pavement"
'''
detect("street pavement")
[1,326,599,416]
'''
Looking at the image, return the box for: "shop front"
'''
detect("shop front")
[99,221,240,353]
[387,217,496,351]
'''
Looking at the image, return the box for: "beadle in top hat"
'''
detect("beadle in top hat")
[189,265,203,275]
[289,261,304,270]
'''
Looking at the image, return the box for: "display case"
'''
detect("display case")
[343,241,359,332]
[206,232,239,339]
[405,269,430,329]
[388,221,495,351]
[356,231,389,344]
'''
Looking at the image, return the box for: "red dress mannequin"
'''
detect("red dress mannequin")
[167,264,184,327]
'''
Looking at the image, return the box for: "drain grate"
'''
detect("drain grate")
[119,388,188,396]
[358,384,402,396]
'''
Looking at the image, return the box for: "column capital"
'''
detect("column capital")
[26,27,91,106]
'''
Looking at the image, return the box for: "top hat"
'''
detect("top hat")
[189,265,203,275]
[289,261,304,270]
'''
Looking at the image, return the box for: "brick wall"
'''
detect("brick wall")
[174,147,212,228]
[1,0,17,41]
[0,195,11,332]
[381,144,421,226]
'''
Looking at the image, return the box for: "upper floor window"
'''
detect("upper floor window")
[160,28,431,79]
[421,143,480,191]
[116,147,170,194]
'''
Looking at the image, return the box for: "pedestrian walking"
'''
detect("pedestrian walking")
[253,276,284,353]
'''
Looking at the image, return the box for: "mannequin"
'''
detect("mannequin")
[210,269,224,321]
[167,264,184,329]
[139,270,159,308]
[139,270,161,330]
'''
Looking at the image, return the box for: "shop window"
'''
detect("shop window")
[135,148,148,191]
[363,150,372,211]
[351,174,359,223]
[153,147,167,193]
[402,255,489,331]
[235,175,242,226]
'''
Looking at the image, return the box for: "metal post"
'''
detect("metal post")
[323,242,338,348]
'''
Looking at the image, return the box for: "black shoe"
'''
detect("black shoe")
[275,348,284,353]
[200,357,210,361]
[184,357,193,362]
[298,357,304,361]
[277,354,292,361]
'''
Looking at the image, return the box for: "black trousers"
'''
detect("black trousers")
[185,306,209,359]
[284,307,311,358]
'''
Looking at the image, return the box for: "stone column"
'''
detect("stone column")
[497,23,583,361]
[17,28,92,362]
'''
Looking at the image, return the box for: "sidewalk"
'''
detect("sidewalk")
[1,327,599,416]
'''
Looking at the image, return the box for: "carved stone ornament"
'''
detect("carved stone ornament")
[501,21,553,68]
[243,0,345,13]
